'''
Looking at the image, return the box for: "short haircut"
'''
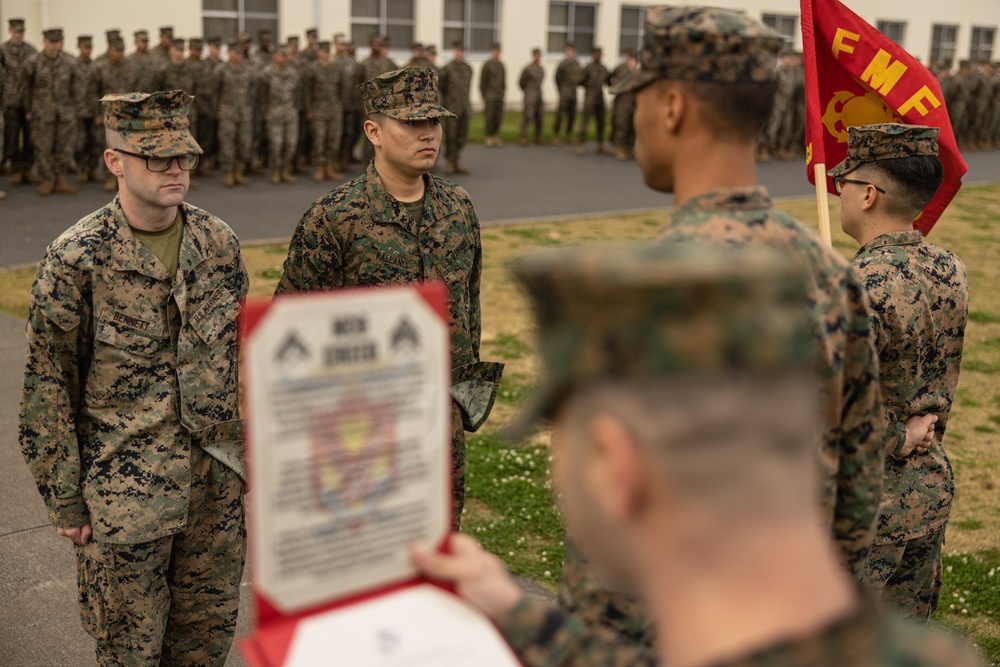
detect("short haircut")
[366,111,386,125]
[857,155,944,219]
[682,80,778,142]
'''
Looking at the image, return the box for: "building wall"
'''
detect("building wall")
[2,0,997,109]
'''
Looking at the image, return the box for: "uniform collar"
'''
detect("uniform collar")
[363,160,455,235]
[672,186,772,219]
[857,230,924,254]
[107,195,208,281]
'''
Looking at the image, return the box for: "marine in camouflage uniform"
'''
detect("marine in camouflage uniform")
[335,35,361,168]
[0,49,5,199]
[518,49,545,145]
[951,61,974,149]
[20,28,79,196]
[215,41,254,186]
[499,8,886,663]
[552,43,581,144]
[126,30,158,94]
[191,37,220,176]
[249,29,276,173]
[275,68,503,529]
[151,40,198,137]
[2,18,38,184]
[74,35,102,184]
[259,46,301,184]
[608,50,637,161]
[87,37,138,192]
[19,90,248,667]
[575,47,609,155]
[441,42,474,174]
[301,28,319,63]
[303,41,343,182]
[480,43,506,147]
[831,124,969,622]
[414,240,983,667]
[762,51,797,161]
[990,62,1000,148]
[355,36,398,164]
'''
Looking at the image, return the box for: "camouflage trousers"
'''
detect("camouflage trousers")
[196,115,218,165]
[77,118,103,175]
[297,110,312,165]
[552,94,577,138]
[869,524,946,623]
[340,107,362,163]
[311,111,343,166]
[267,110,299,171]
[76,448,246,666]
[4,107,33,172]
[444,110,471,162]
[483,97,504,136]
[32,118,76,180]
[577,98,605,143]
[217,116,252,173]
[611,95,635,149]
[451,404,466,532]
[520,96,543,140]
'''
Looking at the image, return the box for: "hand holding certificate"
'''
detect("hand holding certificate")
[240,283,522,667]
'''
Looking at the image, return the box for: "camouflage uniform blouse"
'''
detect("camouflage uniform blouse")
[501,595,985,667]
[276,161,501,430]
[19,197,249,544]
[852,230,968,543]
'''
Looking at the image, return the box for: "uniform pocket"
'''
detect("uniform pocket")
[95,309,164,358]
[189,287,239,347]
[76,542,121,641]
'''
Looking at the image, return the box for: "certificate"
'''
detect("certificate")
[239,283,521,666]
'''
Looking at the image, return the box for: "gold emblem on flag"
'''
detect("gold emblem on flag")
[821,90,900,143]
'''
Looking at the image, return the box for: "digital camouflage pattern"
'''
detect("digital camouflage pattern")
[258,61,301,172]
[853,230,967,620]
[553,54,581,138]
[577,59,609,143]
[519,59,544,141]
[507,243,814,437]
[609,61,637,153]
[275,161,503,524]
[828,124,941,179]
[360,66,456,120]
[102,90,202,157]
[215,55,254,173]
[440,58,473,161]
[76,447,245,666]
[1,31,38,174]
[609,6,783,95]
[303,57,344,166]
[86,49,138,118]
[480,55,506,137]
[19,194,249,543]
[19,48,79,180]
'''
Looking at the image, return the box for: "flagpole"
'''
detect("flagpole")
[813,163,833,245]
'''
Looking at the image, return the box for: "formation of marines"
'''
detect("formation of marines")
[12,4,991,667]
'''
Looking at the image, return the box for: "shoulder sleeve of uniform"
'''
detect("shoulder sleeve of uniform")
[33,243,89,333]
[275,189,352,295]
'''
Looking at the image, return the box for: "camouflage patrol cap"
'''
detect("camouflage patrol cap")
[318,41,331,52]
[170,38,185,50]
[9,19,26,31]
[306,28,318,38]
[108,37,125,51]
[333,33,347,45]
[135,30,149,40]
[160,26,174,37]
[359,67,457,120]
[287,36,300,45]
[43,28,64,42]
[207,36,222,46]
[609,5,784,94]
[189,37,204,49]
[828,124,940,178]
[78,35,93,47]
[102,90,202,157]
[504,244,814,441]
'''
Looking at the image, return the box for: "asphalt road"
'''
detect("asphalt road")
[2,144,997,268]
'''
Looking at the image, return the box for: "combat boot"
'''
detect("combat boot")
[79,168,90,184]
[104,175,118,192]
[575,143,586,157]
[494,137,504,148]
[11,172,23,186]
[445,160,457,176]
[281,168,298,184]
[313,166,325,183]
[0,190,5,200]
[223,172,236,187]
[234,170,250,186]
[325,164,342,181]
[596,142,608,156]
[54,176,78,196]
[38,179,54,197]
[454,162,470,175]
[25,171,40,185]
[614,146,628,162]
[550,137,562,146]
[295,155,308,174]
[518,136,528,146]
[270,170,282,185]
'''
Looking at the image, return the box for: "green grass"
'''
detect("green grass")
[467,109,608,145]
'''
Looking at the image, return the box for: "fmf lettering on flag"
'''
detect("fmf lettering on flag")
[800,0,967,234]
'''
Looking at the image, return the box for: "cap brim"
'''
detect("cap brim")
[382,103,457,120]
[826,157,858,179]
[499,382,562,445]
[120,129,203,157]
[608,67,659,95]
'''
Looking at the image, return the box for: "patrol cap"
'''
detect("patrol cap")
[108,37,125,51]
[452,40,466,50]
[609,5,784,94]
[532,47,542,56]
[170,38,185,50]
[411,41,425,50]
[43,28,64,42]
[427,44,437,55]
[189,37,204,49]
[102,90,202,157]
[370,35,387,47]
[106,29,121,41]
[306,28,318,38]
[491,42,502,50]
[828,124,940,178]
[258,28,272,38]
[318,41,331,52]
[504,244,814,441]
[160,26,174,38]
[333,33,347,45]
[287,35,300,45]
[359,67,457,120]
[237,31,251,43]
[273,45,288,56]
[78,35,93,47]
[227,39,241,52]
[207,36,222,47]
[135,29,149,40]
[9,18,26,31]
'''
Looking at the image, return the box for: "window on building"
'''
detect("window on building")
[548,2,597,55]
[202,0,279,45]
[619,5,646,55]
[351,0,415,52]
[970,26,996,61]
[930,24,958,66]
[762,13,797,49]
[876,20,906,47]
[443,0,502,53]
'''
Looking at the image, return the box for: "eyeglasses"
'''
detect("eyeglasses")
[113,149,200,172]
[833,176,886,195]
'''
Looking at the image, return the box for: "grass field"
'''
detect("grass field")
[2,185,999,662]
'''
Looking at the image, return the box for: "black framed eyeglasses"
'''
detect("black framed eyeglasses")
[833,176,886,195]
[113,148,200,172]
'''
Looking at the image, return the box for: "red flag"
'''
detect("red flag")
[800,0,967,235]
